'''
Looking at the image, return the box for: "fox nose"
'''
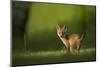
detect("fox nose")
[61,35,63,38]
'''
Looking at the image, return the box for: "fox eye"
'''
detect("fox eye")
[59,31,62,34]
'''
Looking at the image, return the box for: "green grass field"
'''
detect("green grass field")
[13,48,96,66]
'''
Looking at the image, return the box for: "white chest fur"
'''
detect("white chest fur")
[59,37,68,46]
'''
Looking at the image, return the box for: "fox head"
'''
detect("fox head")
[56,25,67,38]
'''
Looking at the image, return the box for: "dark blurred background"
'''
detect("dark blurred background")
[12,1,96,52]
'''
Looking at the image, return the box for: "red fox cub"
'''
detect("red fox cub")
[56,25,83,54]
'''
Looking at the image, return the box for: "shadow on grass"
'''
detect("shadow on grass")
[12,48,96,66]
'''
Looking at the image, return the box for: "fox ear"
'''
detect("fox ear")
[63,25,67,31]
[56,24,60,30]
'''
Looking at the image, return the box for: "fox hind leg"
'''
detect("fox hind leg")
[76,40,81,54]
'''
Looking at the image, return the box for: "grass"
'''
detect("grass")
[13,48,96,66]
